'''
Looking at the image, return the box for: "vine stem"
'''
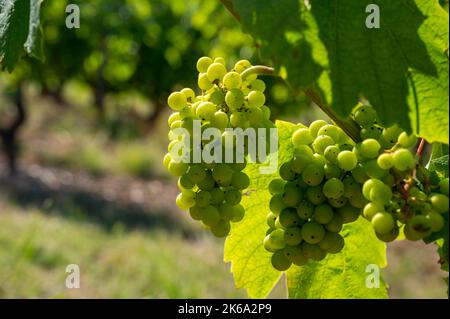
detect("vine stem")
[240,66,362,143]
[416,138,426,157]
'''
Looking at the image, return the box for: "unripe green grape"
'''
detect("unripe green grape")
[223,71,242,89]
[271,250,292,271]
[403,223,423,241]
[178,174,195,190]
[317,124,342,142]
[269,229,286,249]
[163,153,172,169]
[351,163,369,183]
[360,138,381,159]
[328,196,348,208]
[382,125,403,146]
[168,160,189,176]
[284,246,307,266]
[247,106,263,125]
[224,188,242,205]
[371,212,395,234]
[201,205,221,227]
[339,143,353,152]
[353,105,377,126]
[290,155,311,174]
[270,194,287,215]
[264,234,280,252]
[168,112,181,127]
[377,153,393,170]
[249,79,266,92]
[211,111,229,130]
[313,153,327,166]
[217,204,236,222]
[189,206,203,220]
[234,59,251,73]
[360,124,383,140]
[211,220,231,237]
[439,178,449,195]
[176,190,196,210]
[293,145,315,158]
[279,207,301,227]
[380,172,395,186]
[309,120,328,138]
[392,149,416,171]
[342,176,360,199]
[337,204,360,223]
[409,215,432,235]
[302,164,324,186]
[362,178,383,200]
[363,202,384,220]
[229,158,246,172]
[292,128,314,146]
[196,102,216,121]
[209,89,225,105]
[212,164,233,186]
[409,187,427,201]
[213,56,226,65]
[312,135,335,154]
[324,145,340,163]
[196,190,212,207]
[168,92,188,111]
[266,212,278,228]
[269,178,286,195]
[348,191,368,209]
[282,186,302,207]
[397,132,417,148]
[284,227,303,246]
[231,204,245,223]
[324,163,341,179]
[197,172,215,190]
[247,90,266,108]
[209,188,225,206]
[313,204,334,224]
[429,193,449,213]
[375,227,399,242]
[302,242,326,261]
[319,232,344,253]
[337,150,357,171]
[230,112,249,128]
[181,88,195,101]
[206,62,227,82]
[196,56,213,73]
[186,165,206,183]
[363,159,387,179]
[225,89,244,110]
[261,105,271,120]
[301,222,325,244]
[306,186,326,205]
[426,211,445,232]
[369,182,392,204]
[322,178,345,199]
[279,162,297,181]
[325,214,343,233]
[198,73,213,90]
[231,171,250,190]
[297,200,314,220]
[170,119,182,130]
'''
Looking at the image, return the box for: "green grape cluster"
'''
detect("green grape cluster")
[264,121,363,271]
[163,56,274,237]
[350,104,449,242]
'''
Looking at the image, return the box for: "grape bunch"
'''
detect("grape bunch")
[163,56,274,237]
[264,121,363,271]
[350,104,449,242]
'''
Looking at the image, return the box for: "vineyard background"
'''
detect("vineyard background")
[0,0,448,298]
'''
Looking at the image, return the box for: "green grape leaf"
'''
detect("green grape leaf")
[224,120,298,298]
[428,143,449,177]
[24,0,44,61]
[224,0,449,144]
[0,0,43,72]
[286,218,388,299]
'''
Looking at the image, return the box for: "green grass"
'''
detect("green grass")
[0,202,246,298]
